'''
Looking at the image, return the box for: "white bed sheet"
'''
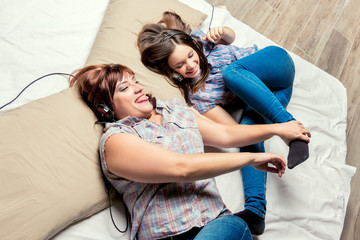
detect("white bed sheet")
[1,0,356,239]
[0,0,109,112]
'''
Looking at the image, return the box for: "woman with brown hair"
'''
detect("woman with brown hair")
[69,63,309,239]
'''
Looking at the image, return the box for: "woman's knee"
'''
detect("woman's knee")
[264,46,295,72]
[225,215,252,239]
[262,45,287,56]
[217,215,252,237]
[195,215,252,240]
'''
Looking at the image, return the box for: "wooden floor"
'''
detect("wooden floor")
[205,0,360,239]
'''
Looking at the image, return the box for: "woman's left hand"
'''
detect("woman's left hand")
[203,27,225,43]
[202,27,236,45]
[276,121,311,145]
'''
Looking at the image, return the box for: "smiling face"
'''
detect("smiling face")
[167,44,200,79]
[112,73,153,119]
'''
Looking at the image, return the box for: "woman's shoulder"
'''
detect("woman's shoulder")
[101,114,150,141]
[100,120,134,143]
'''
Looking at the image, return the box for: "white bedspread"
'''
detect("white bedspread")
[0,0,109,112]
[1,0,356,239]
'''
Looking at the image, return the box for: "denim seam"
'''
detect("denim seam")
[240,225,250,240]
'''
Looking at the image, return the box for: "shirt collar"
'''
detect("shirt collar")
[153,97,171,114]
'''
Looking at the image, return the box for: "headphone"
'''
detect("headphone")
[161,31,202,49]
[96,102,116,122]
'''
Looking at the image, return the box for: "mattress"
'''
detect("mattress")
[0,0,356,239]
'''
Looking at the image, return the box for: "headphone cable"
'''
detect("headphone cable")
[0,72,73,110]
[206,5,215,58]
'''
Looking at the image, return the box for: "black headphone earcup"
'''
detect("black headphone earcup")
[96,103,115,122]
[171,72,184,82]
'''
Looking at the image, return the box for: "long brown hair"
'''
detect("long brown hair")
[69,64,134,120]
[137,11,210,105]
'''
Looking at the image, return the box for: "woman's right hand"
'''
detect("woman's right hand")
[275,121,311,145]
[251,152,286,177]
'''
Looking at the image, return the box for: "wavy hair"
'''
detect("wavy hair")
[137,11,209,105]
[69,64,134,119]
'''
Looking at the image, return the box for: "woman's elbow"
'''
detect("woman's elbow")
[173,160,196,182]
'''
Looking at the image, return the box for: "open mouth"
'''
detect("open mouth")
[187,67,198,76]
[135,94,149,103]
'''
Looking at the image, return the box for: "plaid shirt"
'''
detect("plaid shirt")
[189,30,258,113]
[99,98,230,240]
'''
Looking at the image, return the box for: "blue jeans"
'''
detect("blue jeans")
[223,45,296,124]
[223,46,296,219]
[240,109,267,218]
[193,215,252,240]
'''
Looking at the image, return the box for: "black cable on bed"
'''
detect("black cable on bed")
[107,188,129,234]
[0,72,73,110]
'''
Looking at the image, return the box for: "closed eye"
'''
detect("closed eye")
[175,63,183,69]
[118,83,129,92]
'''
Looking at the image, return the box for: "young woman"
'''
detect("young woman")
[69,64,309,240]
[137,11,311,235]
[137,12,309,168]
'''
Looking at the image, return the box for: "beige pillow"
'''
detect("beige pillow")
[0,1,206,239]
[0,88,105,240]
[86,0,207,100]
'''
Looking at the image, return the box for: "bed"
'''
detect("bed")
[0,0,356,239]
